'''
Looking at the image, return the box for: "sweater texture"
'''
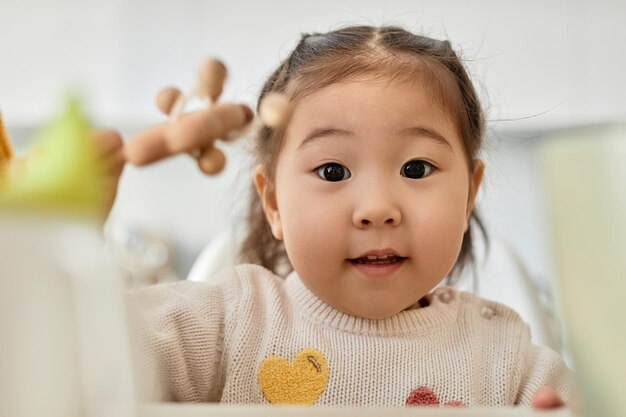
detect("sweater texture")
[129,264,573,407]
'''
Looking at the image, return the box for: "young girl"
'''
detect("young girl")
[105,25,573,408]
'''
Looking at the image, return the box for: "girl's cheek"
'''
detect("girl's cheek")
[412,191,467,252]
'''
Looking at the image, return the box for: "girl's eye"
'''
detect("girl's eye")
[315,163,351,182]
[401,160,435,179]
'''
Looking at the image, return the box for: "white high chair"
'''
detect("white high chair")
[187,227,563,353]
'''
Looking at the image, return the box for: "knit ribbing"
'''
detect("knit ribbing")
[284,271,460,337]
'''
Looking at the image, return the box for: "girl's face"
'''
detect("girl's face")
[256,77,483,319]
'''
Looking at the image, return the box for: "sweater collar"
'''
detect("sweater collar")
[284,271,460,337]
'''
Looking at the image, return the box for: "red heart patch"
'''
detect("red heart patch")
[405,386,467,407]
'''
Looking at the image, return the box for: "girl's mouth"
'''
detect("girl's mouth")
[349,254,406,265]
[348,253,407,277]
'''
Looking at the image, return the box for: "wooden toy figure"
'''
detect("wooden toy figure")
[125,59,292,175]
[0,114,13,180]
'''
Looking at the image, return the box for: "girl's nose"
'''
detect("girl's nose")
[352,199,402,228]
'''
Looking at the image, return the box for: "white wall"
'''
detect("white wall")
[3,0,626,281]
[3,0,625,127]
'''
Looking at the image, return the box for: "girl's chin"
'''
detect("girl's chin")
[333,301,414,320]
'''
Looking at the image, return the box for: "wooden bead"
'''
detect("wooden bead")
[259,93,291,128]
[197,59,227,102]
[197,146,226,175]
[156,87,182,115]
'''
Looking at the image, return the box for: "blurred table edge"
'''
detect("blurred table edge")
[137,402,572,417]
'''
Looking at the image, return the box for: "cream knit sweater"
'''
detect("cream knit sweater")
[129,264,573,407]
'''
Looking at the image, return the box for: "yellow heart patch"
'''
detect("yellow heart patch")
[258,348,329,405]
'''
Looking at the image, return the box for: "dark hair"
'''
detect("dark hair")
[240,25,488,284]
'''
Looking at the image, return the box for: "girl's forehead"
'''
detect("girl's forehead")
[280,77,466,159]
[289,77,458,132]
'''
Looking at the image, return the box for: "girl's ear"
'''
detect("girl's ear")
[253,165,283,240]
[465,160,485,231]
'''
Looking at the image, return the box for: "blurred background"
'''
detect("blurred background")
[2,0,625,292]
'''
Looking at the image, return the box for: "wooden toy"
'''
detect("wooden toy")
[0,113,14,179]
[0,113,37,183]
[125,59,292,175]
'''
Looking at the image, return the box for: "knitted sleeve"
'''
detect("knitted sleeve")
[515,340,576,406]
[127,280,228,403]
